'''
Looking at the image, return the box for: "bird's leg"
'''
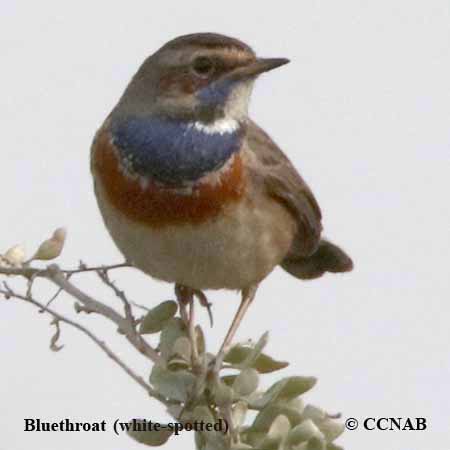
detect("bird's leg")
[174,284,193,325]
[175,285,213,327]
[214,285,258,372]
[175,284,200,365]
[193,289,214,327]
[187,299,200,364]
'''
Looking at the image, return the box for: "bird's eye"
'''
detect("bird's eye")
[192,56,214,78]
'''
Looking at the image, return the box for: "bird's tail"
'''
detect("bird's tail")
[280,239,353,280]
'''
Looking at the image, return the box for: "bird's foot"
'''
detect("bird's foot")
[174,284,192,324]
[174,285,214,327]
[192,289,214,327]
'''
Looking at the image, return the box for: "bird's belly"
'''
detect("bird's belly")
[95,180,295,290]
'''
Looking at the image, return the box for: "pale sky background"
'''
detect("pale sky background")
[1,1,449,449]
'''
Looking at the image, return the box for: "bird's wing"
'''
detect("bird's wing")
[245,120,322,256]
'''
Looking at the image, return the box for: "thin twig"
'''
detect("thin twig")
[188,300,200,364]
[175,284,189,324]
[49,318,64,351]
[41,273,73,312]
[96,269,134,322]
[0,263,162,364]
[95,268,156,359]
[47,264,161,364]
[43,286,65,310]
[131,301,151,312]
[61,262,130,275]
[0,283,171,406]
[0,266,36,278]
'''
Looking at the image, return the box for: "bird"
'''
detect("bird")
[90,32,353,356]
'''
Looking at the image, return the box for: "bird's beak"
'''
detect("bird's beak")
[228,57,290,80]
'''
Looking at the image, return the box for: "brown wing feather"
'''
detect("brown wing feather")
[245,120,322,257]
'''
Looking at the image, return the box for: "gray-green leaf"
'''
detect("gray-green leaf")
[326,443,344,450]
[195,325,206,355]
[258,415,292,450]
[225,332,269,370]
[224,345,288,374]
[307,436,326,450]
[170,336,192,361]
[232,401,248,428]
[287,419,324,446]
[221,374,238,386]
[127,420,173,446]
[212,379,234,407]
[233,368,260,397]
[193,405,215,426]
[252,404,303,431]
[266,376,317,401]
[139,301,178,334]
[317,419,345,442]
[149,365,196,402]
[159,318,188,361]
[248,376,315,410]
[267,414,291,439]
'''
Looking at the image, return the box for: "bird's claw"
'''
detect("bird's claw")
[193,290,214,327]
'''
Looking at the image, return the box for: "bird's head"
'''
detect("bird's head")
[115,33,289,124]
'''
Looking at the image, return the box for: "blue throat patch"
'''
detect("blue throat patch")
[197,78,235,106]
[111,116,242,185]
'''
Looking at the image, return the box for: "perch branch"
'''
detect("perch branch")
[0,263,162,364]
[0,283,171,406]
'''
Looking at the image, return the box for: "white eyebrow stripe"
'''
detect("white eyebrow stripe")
[192,118,239,135]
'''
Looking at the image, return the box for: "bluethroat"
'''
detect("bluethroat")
[90,33,353,353]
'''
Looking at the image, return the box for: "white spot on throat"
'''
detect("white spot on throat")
[139,176,149,190]
[192,117,239,135]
